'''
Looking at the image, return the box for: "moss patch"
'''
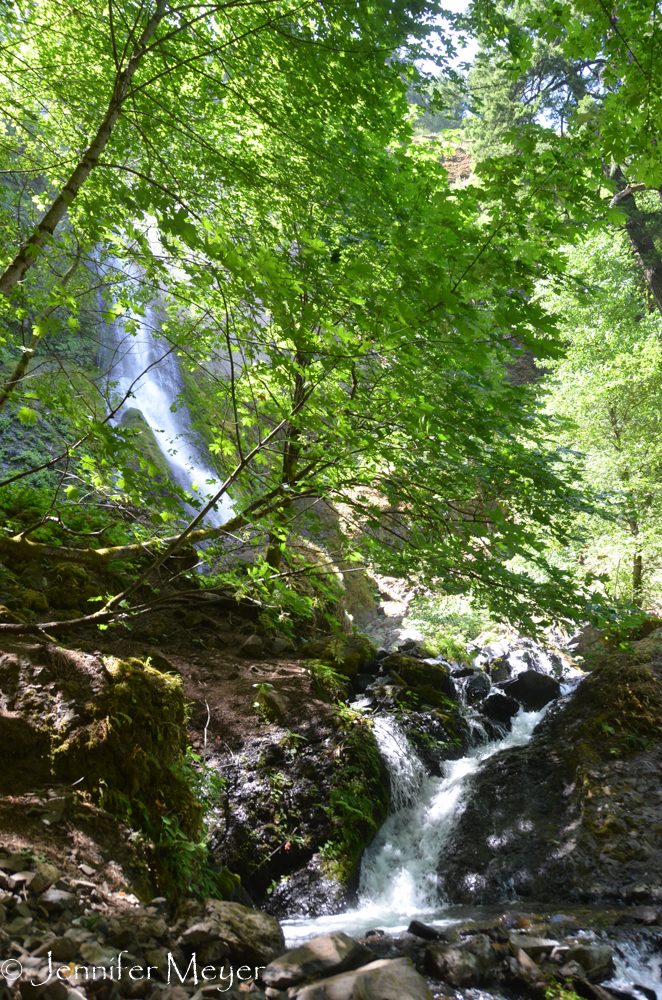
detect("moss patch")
[300,633,377,678]
[53,656,201,835]
[120,407,171,480]
[547,635,662,767]
[322,708,389,881]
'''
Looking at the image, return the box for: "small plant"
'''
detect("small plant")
[305,659,350,702]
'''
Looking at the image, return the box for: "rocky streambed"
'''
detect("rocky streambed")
[2,842,662,1000]
[3,594,662,1000]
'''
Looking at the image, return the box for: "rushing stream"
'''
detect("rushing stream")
[283,706,547,946]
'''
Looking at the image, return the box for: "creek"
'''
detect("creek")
[279,639,662,998]
[282,706,546,946]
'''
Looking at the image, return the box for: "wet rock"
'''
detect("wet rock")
[464,671,491,702]
[261,932,374,989]
[560,960,587,979]
[382,655,456,701]
[407,920,443,941]
[567,626,610,658]
[508,933,559,955]
[564,944,614,982]
[353,673,375,693]
[629,905,659,924]
[424,944,483,986]
[512,947,545,986]
[438,635,662,905]
[501,670,560,710]
[481,691,520,725]
[300,635,377,678]
[292,956,431,1000]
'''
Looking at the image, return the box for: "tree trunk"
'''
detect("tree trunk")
[633,551,643,601]
[612,168,662,317]
[0,1,167,299]
[265,369,306,572]
[0,258,79,412]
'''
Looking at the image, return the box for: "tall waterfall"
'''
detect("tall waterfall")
[102,265,232,526]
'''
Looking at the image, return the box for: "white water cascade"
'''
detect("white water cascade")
[103,266,232,526]
[282,706,547,945]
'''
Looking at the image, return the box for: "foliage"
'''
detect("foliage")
[405,593,503,659]
[540,226,662,605]
[1,0,661,641]
[467,0,662,186]
[305,660,351,703]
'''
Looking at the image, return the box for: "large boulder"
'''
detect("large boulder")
[481,691,520,726]
[437,635,662,905]
[300,634,377,678]
[291,957,431,1000]
[261,932,374,989]
[424,934,495,987]
[195,900,285,965]
[501,669,560,711]
[382,654,456,701]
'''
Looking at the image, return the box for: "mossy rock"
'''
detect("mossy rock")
[300,633,376,678]
[120,407,171,479]
[323,711,389,881]
[383,653,456,700]
[45,562,96,612]
[546,639,662,767]
[53,656,201,836]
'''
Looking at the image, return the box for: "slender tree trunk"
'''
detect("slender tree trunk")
[633,551,643,599]
[612,168,662,317]
[0,0,167,299]
[627,512,644,603]
[0,257,79,412]
[265,368,306,572]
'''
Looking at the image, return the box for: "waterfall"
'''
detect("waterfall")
[101,261,232,526]
[282,706,547,945]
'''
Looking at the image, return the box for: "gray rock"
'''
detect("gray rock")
[261,932,374,989]
[5,916,33,934]
[508,933,560,955]
[291,957,431,1000]
[36,936,78,962]
[424,936,495,987]
[566,626,609,656]
[240,635,263,657]
[38,888,78,913]
[273,637,295,654]
[501,670,560,711]
[79,942,120,967]
[0,854,33,872]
